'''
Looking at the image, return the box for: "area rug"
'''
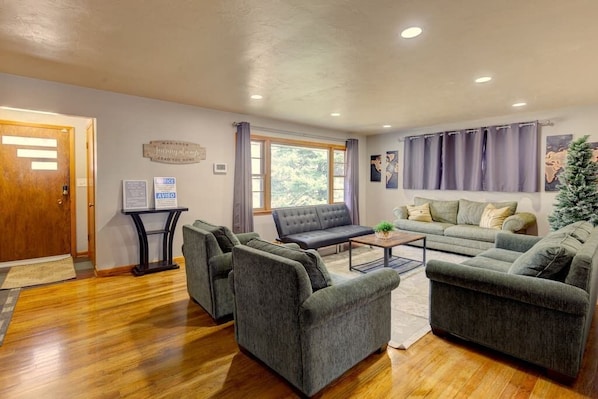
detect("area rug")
[323,245,468,349]
[0,257,77,289]
[0,288,20,346]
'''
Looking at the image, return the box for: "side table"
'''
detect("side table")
[122,207,188,276]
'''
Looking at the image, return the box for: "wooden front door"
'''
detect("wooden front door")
[0,121,73,262]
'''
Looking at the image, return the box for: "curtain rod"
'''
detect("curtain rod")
[232,122,348,143]
[399,120,553,141]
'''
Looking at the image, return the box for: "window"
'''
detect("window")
[251,135,345,212]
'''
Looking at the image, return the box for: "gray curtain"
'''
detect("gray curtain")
[232,122,254,233]
[344,139,359,223]
[403,133,442,189]
[441,129,484,190]
[484,122,538,192]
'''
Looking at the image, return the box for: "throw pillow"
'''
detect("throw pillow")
[457,199,517,225]
[414,197,458,224]
[192,220,241,253]
[407,203,433,222]
[245,239,330,291]
[508,234,582,280]
[479,204,511,229]
[212,226,241,253]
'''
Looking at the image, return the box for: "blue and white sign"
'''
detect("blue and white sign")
[154,177,177,208]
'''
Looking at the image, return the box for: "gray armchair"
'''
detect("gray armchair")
[229,243,401,397]
[182,220,259,322]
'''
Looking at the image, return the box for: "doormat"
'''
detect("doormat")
[0,257,77,289]
[0,288,20,346]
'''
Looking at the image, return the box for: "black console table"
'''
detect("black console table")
[122,207,188,276]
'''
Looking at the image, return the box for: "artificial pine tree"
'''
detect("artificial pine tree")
[548,135,598,230]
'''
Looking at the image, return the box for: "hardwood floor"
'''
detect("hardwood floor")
[1,263,597,398]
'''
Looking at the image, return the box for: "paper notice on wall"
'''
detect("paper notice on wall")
[154,177,177,209]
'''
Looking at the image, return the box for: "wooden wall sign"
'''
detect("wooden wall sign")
[143,140,206,164]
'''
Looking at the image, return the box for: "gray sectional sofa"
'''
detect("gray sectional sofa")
[393,197,537,256]
[426,221,598,380]
[272,203,373,249]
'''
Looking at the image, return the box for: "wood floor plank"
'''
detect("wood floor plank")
[0,263,597,398]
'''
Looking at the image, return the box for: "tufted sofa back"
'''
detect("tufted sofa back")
[272,204,353,238]
[272,206,322,237]
[316,204,352,229]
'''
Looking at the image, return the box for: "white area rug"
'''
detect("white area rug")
[323,245,468,349]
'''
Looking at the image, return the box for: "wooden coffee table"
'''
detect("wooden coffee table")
[349,232,426,273]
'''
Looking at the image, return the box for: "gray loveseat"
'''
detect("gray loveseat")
[426,221,598,380]
[229,238,400,397]
[393,197,537,256]
[272,203,373,249]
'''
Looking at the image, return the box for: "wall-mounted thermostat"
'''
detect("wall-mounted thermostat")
[213,163,228,174]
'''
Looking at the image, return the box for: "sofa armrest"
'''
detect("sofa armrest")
[236,232,260,245]
[393,205,408,220]
[502,212,537,233]
[426,260,589,315]
[495,232,542,252]
[300,269,400,327]
[208,252,233,278]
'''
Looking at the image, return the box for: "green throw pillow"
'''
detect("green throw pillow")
[414,197,458,224]
[246,238,331,291]
[193,220,240,253]
[457,199,517,225]
[508,234,581,280]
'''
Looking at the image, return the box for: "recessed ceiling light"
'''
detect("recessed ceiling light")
[383,125,392,128]
[401,26,423,39]
[250,94,263,100]
[330,112,341,117]
[475,76,492,83]
[512,102,527,107]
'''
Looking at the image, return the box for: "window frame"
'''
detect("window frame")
[251,135,346,214]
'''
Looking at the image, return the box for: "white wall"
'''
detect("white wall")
[365,103,598,236]
[0,73,365,270]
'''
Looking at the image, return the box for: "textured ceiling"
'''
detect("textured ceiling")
[1,0,598,134]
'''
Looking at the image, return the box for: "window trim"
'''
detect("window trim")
[251,134,346,214]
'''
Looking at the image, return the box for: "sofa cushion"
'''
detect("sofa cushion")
[462,256,513,273]
[272,206,322,237]
[457,199,517,225]
[414,197,458,224]
[548,221,594,244]
[246,239,331,291]
[444,225,498,243]
[394,219,452,235]
[508,234,582,280]
[407,203,433,222]
[315,203,352,229]
[477,248,523,263]
[479,204,512,229]
[413,197,459,224]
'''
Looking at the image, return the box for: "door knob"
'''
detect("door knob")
[58,199,63,205]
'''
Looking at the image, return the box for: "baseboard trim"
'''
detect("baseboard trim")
[95,257,184,277]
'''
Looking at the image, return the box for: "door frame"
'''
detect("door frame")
[86,119,96,266]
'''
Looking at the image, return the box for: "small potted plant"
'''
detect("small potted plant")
[374,221,394,239]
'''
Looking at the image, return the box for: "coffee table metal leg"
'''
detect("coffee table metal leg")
[422,237,426,266]
[384,248,390,268]
[349,241,353,271]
